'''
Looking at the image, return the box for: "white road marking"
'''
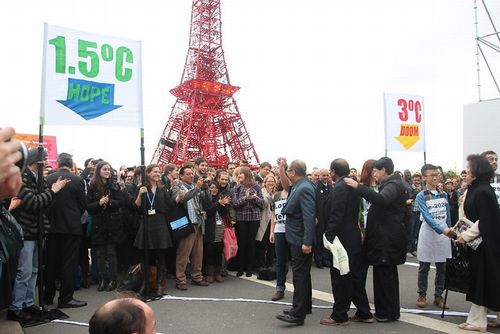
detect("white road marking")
[238,274,494,334]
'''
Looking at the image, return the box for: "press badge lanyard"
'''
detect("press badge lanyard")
[146,187,156,215]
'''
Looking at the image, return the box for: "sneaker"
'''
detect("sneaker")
[271,291,284,301]
[22,305,41,316]
[416,295,427,308]
[433,296,449,309]
[6,309,32,322]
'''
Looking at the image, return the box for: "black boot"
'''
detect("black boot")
[97,278,106,292]
[138,280,147,296]
[105,279,117,292]
[156,265,166,297]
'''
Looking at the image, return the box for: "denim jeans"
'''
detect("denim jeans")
[10,240,38,311]
[274,233,289,292]
[417,261,446,297]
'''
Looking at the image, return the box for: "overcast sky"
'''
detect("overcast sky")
[1,0,499,172]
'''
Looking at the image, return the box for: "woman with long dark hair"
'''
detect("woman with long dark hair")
[134,164,176,296]
[203,180,230,283]
[358,159,377,231]
[231,166,264,277]
[87,161,125,291]
[454,155,500,332]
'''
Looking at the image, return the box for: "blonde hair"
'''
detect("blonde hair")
[263,174,277,193]
[233,166,241,183]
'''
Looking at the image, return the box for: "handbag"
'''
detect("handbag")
[117,264,142,292]
[168,216,194,240]
[444,246,471,294]
[223,224,238,261]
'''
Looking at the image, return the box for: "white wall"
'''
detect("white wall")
[463,99,500,169]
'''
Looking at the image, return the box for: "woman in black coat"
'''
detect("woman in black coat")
[455,155,500,332]
[134,164,176,296]
[345,157,407,322]
[203,181,230,283]
[87,161,125,291]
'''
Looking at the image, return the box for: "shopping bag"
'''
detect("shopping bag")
[223,225,238,261]
[117,264,142,292]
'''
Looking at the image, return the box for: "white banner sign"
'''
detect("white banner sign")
[384,93,425,152]
[41,23,143,128]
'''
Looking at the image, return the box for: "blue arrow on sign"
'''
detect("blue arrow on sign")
[57,78,122,120]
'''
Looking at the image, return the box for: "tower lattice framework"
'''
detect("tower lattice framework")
[152,0,259,169]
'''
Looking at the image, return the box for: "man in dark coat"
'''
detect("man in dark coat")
[320,159,373,326]
[314,168,332,268]
[345,157,407,322]
[44,153,87,308]
[276,159,315,326]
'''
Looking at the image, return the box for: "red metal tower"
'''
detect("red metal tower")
[151,0,260,169]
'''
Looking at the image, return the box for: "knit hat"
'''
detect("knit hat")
[26,148,47,165]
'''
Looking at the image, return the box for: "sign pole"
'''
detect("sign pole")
[140,128,151,298]
[37,23,48,313]
[36,118,46,312]
[383,93,388,157]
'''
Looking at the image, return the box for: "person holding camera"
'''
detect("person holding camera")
[7,149,68,322]
[0,127,23,200]
[0,127,24,310]
[171,166,209,290]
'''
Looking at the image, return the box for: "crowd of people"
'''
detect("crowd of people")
[0,125,499,333]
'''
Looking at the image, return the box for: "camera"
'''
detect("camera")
[15,141,28,173]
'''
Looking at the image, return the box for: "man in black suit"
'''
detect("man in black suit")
[45,153,87,308]
[320,159,373,326]
[276,159,315,326]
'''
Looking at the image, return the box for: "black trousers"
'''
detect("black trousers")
[373,264,400,320]
[235,220,259,272]
[289,244,312,320]
[330,253,371,321]
[256,222,275,268]
[203,242,223,267]
[44,233,81,304]
[78,224,90,283]
[313,219,330,265]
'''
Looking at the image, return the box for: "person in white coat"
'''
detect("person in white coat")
[415,164,453,309]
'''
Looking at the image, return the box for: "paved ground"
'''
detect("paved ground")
[2,257,499,334]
